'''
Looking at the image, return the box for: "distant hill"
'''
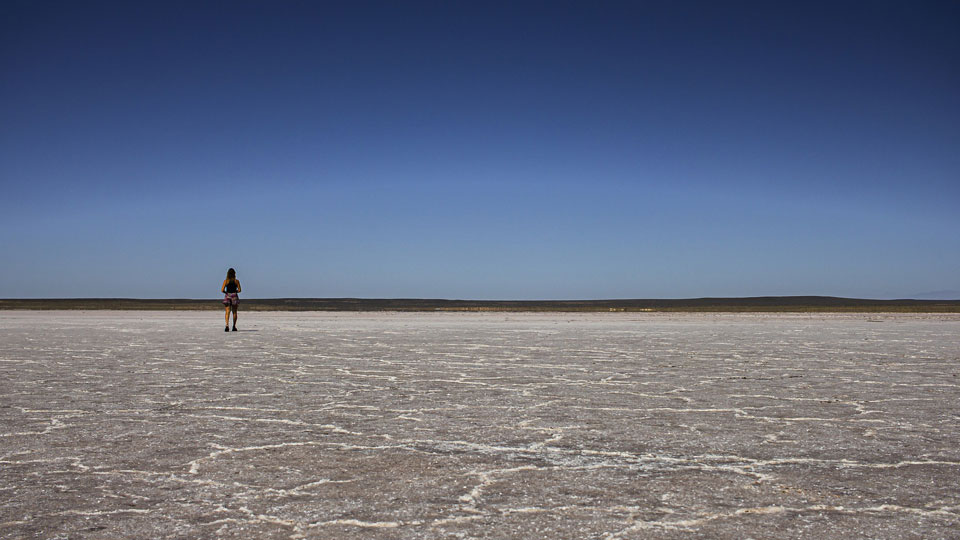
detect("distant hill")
[909,290,960,300]
[2,297,960,312]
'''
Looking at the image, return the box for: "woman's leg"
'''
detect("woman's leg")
[232,306,238,328]
[225,305,231,327]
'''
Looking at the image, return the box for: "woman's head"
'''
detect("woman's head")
[226,268,236,280]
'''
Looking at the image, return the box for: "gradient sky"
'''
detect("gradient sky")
[2,1,958,299]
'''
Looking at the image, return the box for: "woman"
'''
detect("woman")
[221,268,241,331]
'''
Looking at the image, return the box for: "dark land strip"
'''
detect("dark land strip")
[2,296,959,312]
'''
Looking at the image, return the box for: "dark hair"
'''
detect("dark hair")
[226,268,236,280]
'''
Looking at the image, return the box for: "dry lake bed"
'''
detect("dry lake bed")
[1,311,959,539]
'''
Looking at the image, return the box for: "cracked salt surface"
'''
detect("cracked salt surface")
[1,311,959,539]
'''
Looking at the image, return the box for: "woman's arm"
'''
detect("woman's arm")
[237,281,241,293]
[221,279,228,294]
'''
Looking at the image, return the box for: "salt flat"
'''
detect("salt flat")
[1,311,959,539]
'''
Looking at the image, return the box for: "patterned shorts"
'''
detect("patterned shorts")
[222,293,239,307]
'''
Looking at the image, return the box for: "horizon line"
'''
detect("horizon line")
[3,295,960,302]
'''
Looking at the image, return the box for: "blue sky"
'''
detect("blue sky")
[2,1,958,299]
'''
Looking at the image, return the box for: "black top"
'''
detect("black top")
[225,279,239,293]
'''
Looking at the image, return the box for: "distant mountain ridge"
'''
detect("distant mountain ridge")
[909,290,960,300]
[2,296,960,312]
